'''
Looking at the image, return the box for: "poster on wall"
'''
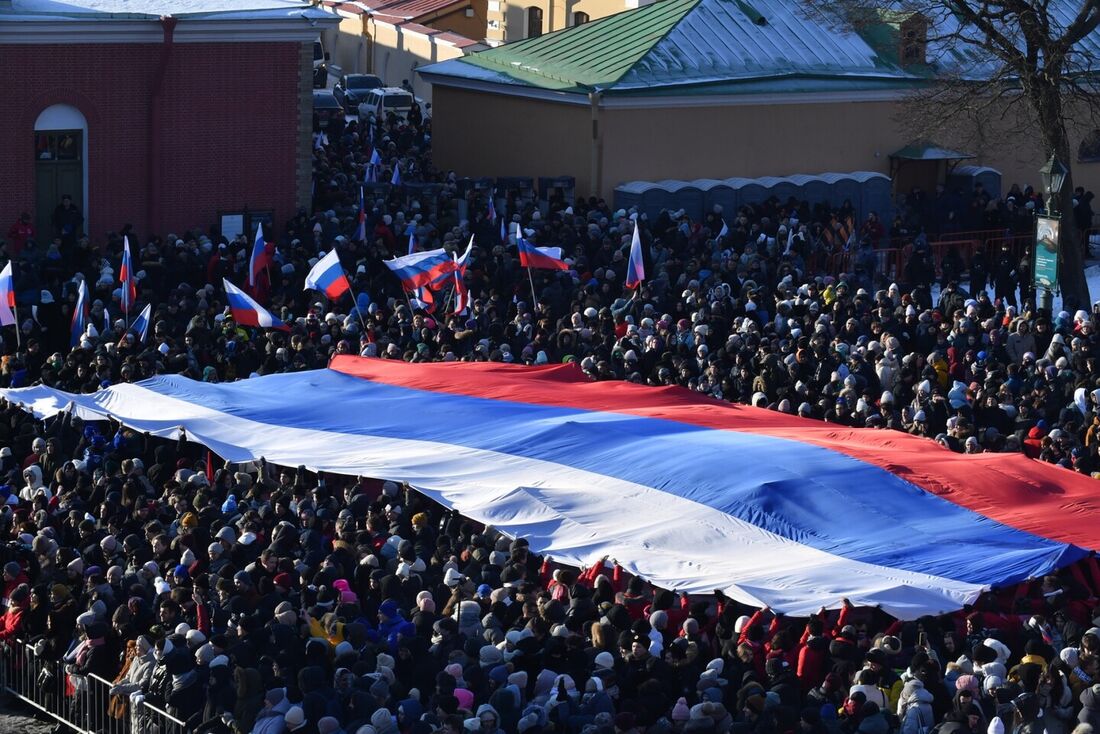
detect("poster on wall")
[220,213,245,242]
[1034,216,1060,290]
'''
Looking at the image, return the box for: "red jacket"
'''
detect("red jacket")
[797,637,830,692]
[0,606,24,641]
[7,220,33,256]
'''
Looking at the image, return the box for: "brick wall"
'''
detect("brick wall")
[0,40,304,242]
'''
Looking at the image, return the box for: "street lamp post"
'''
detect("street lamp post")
[1036,153,1068,312]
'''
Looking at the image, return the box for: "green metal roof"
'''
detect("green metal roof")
[420,0,1100,97]
[462,0,698,92]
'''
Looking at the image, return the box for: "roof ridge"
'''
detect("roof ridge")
[602,0,702,90]
[466,0,699,89]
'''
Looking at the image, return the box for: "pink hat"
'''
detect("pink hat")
[333,579,351,592]
[671,697,690,721]
[445,663,463,680]
[454,687,474,711]
[956,674,980,694]
[340,590,358,604]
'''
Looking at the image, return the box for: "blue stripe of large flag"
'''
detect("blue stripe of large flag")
[129,369,1085,587]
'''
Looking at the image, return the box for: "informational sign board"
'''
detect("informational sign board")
[220,213,245,241]
[1034,216,1060,290]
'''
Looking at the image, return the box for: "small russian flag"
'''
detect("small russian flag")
[130,303,152,344]
[0,262,15,327]
[384,248,455,291]
[120,236,136,315]
[517,239,569,271]
[625,220,646,289]
[223,279,289,330]
[304,249,351,301]
[249,223,269,288]
[70,278,89,347]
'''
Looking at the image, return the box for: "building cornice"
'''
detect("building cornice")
[0,16,338,44]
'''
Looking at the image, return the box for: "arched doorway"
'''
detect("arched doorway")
[34,104,88,242]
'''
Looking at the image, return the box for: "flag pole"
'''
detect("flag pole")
[526,266,538,310]
[12,304,19,349]
[345,283,370,335]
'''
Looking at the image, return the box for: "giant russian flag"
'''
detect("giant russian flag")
[3,357,1096,619]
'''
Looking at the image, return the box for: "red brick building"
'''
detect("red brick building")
[0,0,336,243]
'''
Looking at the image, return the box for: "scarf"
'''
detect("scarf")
[75,637,105,667]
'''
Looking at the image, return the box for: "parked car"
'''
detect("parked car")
[312,37,328,89]
[356,87,418,122]
[334,74,384,113]
[312,89,343,131]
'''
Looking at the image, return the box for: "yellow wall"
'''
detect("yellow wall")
[429,86,1100,200]
[428,0,489,40]
[490,0,630,43]
[327,16,368,74]
[323,19,477,103]
[431,86,592,187]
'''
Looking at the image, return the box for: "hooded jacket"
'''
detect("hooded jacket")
[898,680,934,734]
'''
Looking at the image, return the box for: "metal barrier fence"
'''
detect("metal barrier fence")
[0,639,187,734]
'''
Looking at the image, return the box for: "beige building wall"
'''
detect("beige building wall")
[326,16,368,74]
[429,1,489,40]
[430,85,1100,201]
[431,86,591,186]
[326,17,481,103]
[488,0,637,44]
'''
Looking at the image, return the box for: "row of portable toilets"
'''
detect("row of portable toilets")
[614,172,892,224]
[612,168,1003,224]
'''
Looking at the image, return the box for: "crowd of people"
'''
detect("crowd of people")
[0,106,1099,734]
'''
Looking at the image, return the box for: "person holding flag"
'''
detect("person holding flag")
[223,279,289,331]
[625,217,646,290]
[70,277,89,348]
[120,236,136,322]
[304,249,351,301]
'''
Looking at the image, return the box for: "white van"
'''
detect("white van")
[357,87,416,121]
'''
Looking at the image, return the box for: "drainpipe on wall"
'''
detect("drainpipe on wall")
[365,14,375,73]
[588,89,602,198]
[147,15,177,234]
